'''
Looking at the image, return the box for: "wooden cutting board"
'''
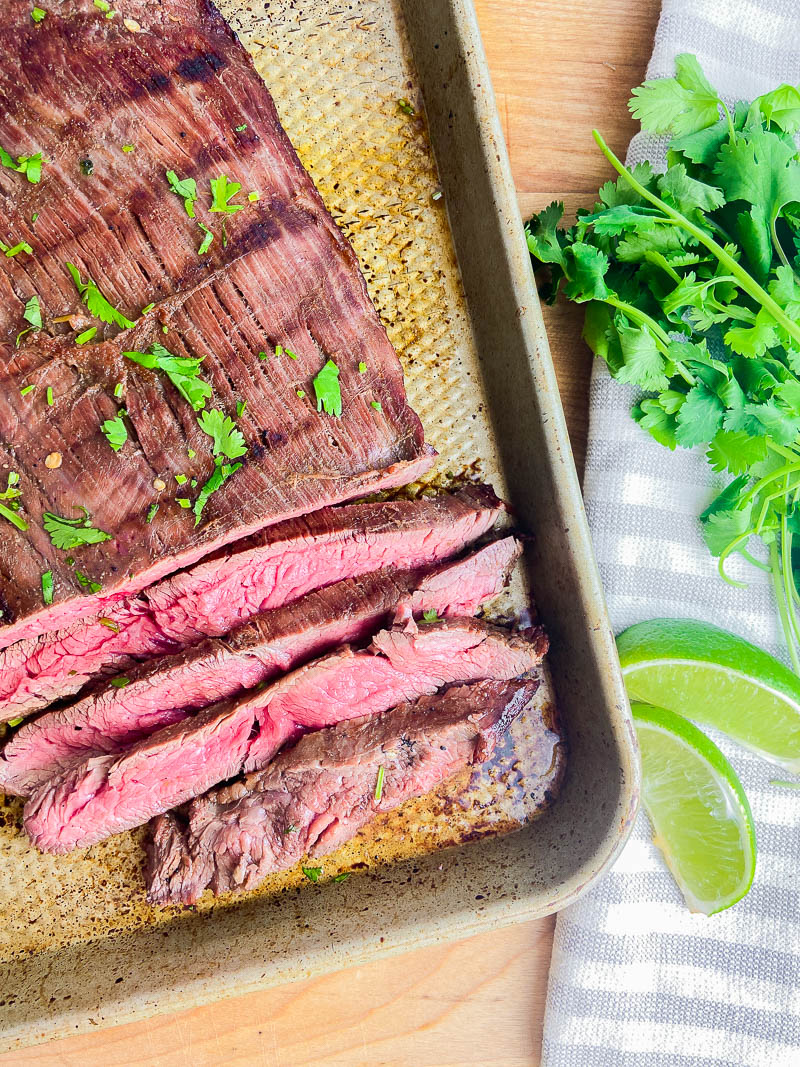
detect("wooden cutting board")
[1,0,661,1063]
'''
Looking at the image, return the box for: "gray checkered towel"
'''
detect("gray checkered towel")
[541,2,800,1064]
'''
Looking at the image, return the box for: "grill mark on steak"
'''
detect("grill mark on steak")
[0,486,504,719]
[145,677,540,905]
[0,538,521,795]
[23,619,548,854]
[0,0,432,647]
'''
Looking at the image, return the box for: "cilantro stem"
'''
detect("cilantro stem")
[738,547,770,573]
[770,216,794,274]
[770,538,800,672]
[719,100,736,143]
[780,502,800,649]
[0,501,27,532]
[605,296,696,385]
[593,130,800,350]
[718,531,753,589]
[739,461,800,513]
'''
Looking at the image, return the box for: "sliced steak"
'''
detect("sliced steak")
[24,619,547,853]
[0,486,503,721]
[1,538,521,795]
[146,677,539,905]
[0,0,433,652]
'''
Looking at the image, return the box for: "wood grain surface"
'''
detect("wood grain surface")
[1,1,661,1063]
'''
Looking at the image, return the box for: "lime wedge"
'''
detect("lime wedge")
[618,619,800,772]
[633,702,756,915]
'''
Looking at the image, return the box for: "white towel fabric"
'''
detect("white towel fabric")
[540,2,800,1064]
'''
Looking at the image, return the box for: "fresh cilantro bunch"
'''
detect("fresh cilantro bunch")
[526,55,800,671]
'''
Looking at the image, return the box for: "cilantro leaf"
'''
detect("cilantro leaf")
[754,84,800,134]
[23,295,41,330]
[613,319,669,391]
[31,7,46,22]
[123,344,212,411]
[713,127,800,279]
[66,263,136,329]
[313,359,343,417]
[525,201,567,268]
[41,570,54,605]
[707,430,768,474]
[657,163,725,218]
[42,509,112,550]
[196,408,247,459]
[563,243,610,302]
[101,415,128,452]
[629,54,722,136]
[193,460,242,524]
[0,472,28,532]
[166,170,198,217]
[13,152,42,184]
[675,382,725,446]
[209,174,244,214]
[197,222,214,255]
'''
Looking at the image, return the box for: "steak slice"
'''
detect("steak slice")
[146,677,539,905]
[1,538,521,795]
[0,486,503,721]
[0,0,433,652]
[24,619,547,853]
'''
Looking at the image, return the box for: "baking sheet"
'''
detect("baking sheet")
[0,0,637,1051]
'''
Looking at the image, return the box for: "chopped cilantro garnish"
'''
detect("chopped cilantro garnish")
[19,384,35,397]
[187,447,196,458]
[374,765,385,802]
[42,507,112,550]
[302,866,322,883]
[7,718,23,728]
[75,570,101,593]
[422,609,440,623]
[398,98,415,116]
[248,191,259,202]
[282,823,298,835]
[101,415,127,452]
[113,382,124,398]
[46,386,54,406]
[312,359,342,417]
[190,478,197,488]
[75,326,97,345]
[97,617,120,633]
[296,389,305,398]
[123,343,212,411]
[23,295,42,329]
[197,222,214,255]
[110,676,130,688]
[258,350,268,360]
[333,872,350,883]
[67,263,136,329]
[275,344,283,357]
[371,400,382,412]
[175,473,187,485]
[146,502,159,523]
[93,0,111,11]
[140,303,155,315]
[122,144,135,153]
[358,361,367,373]
[209,174,244,214]
[79,158,94,176]
[285,348,298,360]
[31,7,46,22]
[161,324,168,334]
[176,498,191,509]
[193,460,242,524]
[4,241,33,258]
[166,170,198,218]
[197,408,247,459]
[31,212,38,224]
[236,399,246,417]
[41,569,54,605]
[235,123,248,132]
[0,472,27,532]
[15,154,42,184]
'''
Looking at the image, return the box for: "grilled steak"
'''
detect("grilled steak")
[0,486,502,721]
[24,619,547,853]
[1,537,521,795]
[146,677,539,905]
[0,0,433,651]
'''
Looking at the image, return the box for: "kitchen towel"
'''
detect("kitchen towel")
[540,2,800,1065]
